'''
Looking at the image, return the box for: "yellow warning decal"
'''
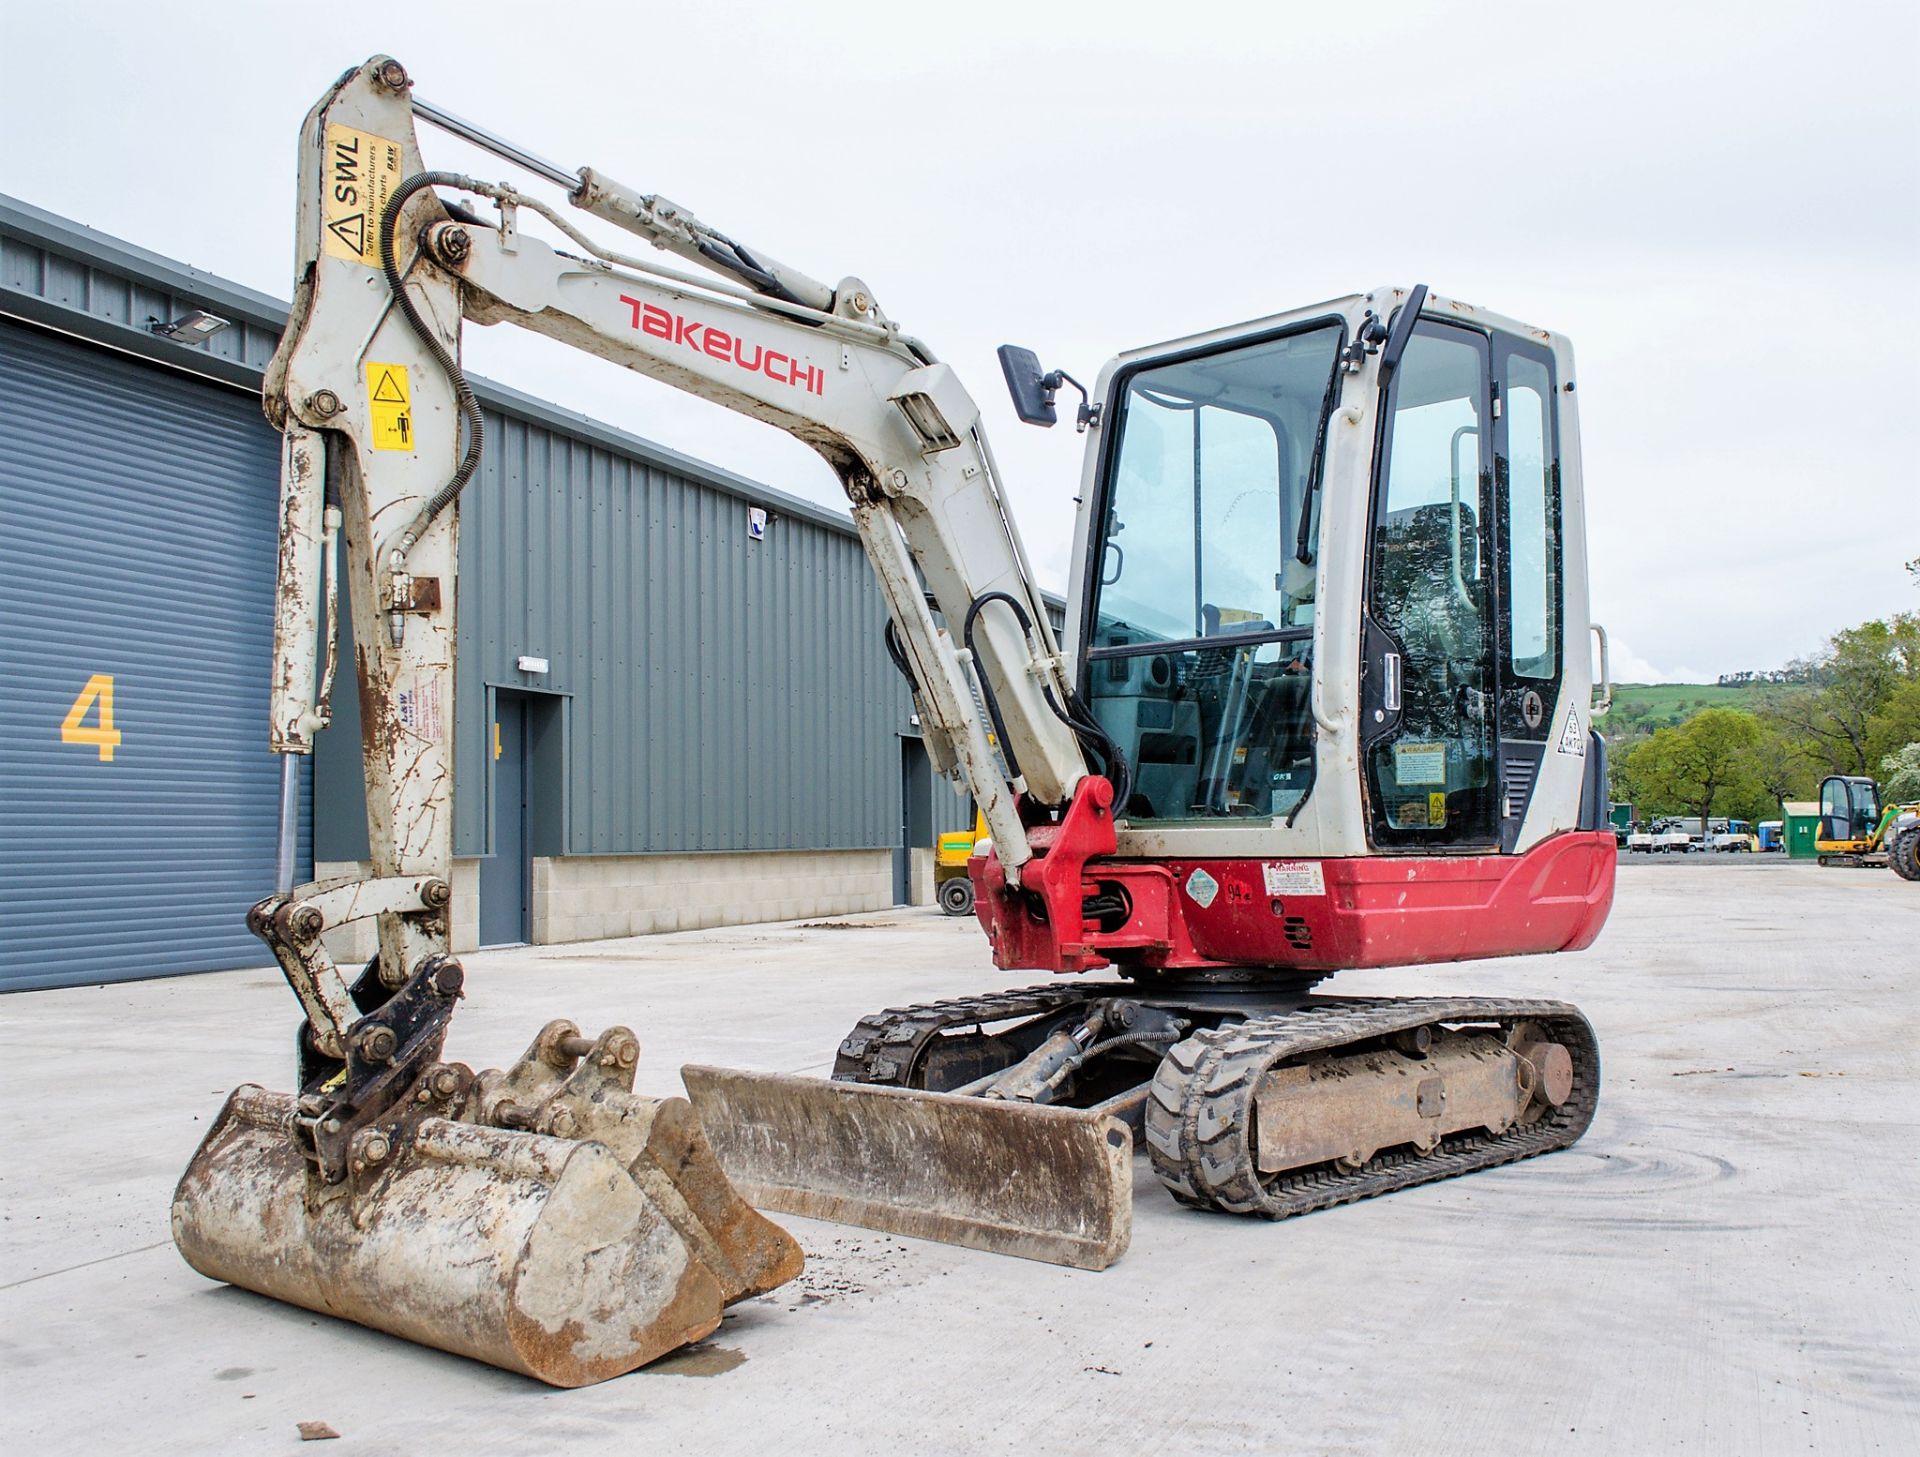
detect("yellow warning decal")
[321,123,403,266]
[366,362,414,451]
[1428,791,1448,827]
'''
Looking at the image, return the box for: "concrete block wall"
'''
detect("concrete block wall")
[534,848,895,944]
[314,858,480,964]
[909,847,934,907]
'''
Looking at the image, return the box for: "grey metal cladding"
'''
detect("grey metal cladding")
[454,410,914,857]
[0,320,311,990]
[0,198,284,391]
[3,194,1009,877]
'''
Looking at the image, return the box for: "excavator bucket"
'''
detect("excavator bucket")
[680,1066,1133,1271]
[172,1024,802,1387]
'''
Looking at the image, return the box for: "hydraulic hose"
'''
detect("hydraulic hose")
[961,591,1131,813]
[379,171,486,562]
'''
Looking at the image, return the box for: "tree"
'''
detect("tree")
[1865,678,1920,770]
[1748,721,1818,812]
[1883,743,1920,802]
[1763,614,1920,774]
[1621,709,1764,835]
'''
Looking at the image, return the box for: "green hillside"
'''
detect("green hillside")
[1602,682,1767,740]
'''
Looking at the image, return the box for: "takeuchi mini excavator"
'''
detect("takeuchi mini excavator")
[172,55,1619,1385]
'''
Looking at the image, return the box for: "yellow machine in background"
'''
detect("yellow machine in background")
[935,803,987,915]
[1816,775,1920,877]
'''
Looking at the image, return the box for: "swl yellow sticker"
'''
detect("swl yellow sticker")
[1428,791,1448,827]
[321,123,403,266]
[366,362,414,451]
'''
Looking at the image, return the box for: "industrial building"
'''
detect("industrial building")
[0,195,977,992]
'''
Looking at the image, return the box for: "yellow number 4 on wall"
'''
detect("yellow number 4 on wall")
[61,673,122,762]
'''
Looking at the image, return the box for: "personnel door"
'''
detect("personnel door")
[481,691,531,944]
[1361,321,1498,848]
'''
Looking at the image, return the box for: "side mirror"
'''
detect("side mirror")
[997,345,1059,427]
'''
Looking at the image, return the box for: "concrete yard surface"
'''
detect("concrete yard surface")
[3,860,1916,1455]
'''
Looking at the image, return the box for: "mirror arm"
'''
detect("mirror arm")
[1044,369,1099,433]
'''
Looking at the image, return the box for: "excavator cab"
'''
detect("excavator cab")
[1818,774,1880,848]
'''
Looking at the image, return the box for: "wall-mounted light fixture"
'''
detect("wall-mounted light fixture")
[516,655,550,675]
[148,309,231,345]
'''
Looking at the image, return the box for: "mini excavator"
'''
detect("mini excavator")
[173,55,1618,1385]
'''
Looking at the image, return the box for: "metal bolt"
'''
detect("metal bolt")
[432,962,464,997]
[889,468,909,490]
[495,1099,531,1130]
[376,59,409,92]
[850,292,871,314]
[438,227,472,266]
[306,389,342,418]
[545,1105,579,1138]
[360,1025,398,1063]
[428,1065,461,1100]
[616,1037,638,1069]
[359,1131,391,1164]
[322,1118,342,1134]
[420,878,452,909]
[289,905,325,940]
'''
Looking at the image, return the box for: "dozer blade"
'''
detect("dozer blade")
[173,1086,732,1387]
[681,1066,1133,1271]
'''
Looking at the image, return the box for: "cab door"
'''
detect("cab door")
[1360,320,1498,848]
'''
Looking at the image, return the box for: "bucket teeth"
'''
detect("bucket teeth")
[172,1023,802,1387]
[473,1021,804,1303]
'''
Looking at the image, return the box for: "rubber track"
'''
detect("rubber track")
[833,983,1127,1084]
[1142,997,1600,1218]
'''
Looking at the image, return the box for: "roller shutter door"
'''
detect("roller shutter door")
[0,319,308,990]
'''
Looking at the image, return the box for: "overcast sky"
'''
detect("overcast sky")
[4,0,1914,681]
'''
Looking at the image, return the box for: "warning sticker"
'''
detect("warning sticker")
[1261,861,1326,897]
[1428,790,1449,827]
[1557,706,1587,756]
[1394,741,1449,786]
[321,123,403,267]
[366,362,413,451]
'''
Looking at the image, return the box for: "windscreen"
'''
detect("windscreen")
[1084,323,1344,822]
[1090,324,1345,653]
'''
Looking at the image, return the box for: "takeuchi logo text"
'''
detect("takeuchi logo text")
[619,295,824,395]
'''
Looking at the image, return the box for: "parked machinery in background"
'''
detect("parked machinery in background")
[935,801,988,916]
[1816,775,1920,877]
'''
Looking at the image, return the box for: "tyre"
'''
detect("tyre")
[1892,829,1920,883]
[938,877,976,916]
